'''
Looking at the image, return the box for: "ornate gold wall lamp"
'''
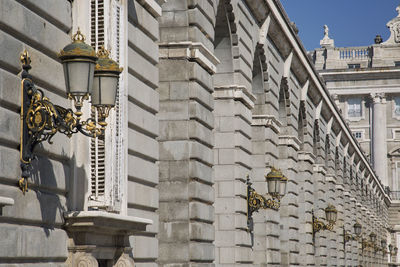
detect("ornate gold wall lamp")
[246,168,288,245]
[343,222,363,249]
[312,204,338,243]
[19,29,122,193]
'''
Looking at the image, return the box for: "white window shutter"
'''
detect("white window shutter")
[88,0,125,212]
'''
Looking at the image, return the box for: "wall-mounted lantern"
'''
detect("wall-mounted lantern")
[312,204,337,242]
[246,168,288,245]
[353,221,362,236]
[19,29,122,194]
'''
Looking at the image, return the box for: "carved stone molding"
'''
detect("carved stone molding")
[159,42,220,74]
[114,254,135,267]
[252,115,282,133]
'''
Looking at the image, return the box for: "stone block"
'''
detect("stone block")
[128,101,159,137]
[0,223,68,259]
[128,128,159,161]
[235,229,251,246]
[128,74,159,113]
[215,132,235,149]
[0,184,66,225]
[159,202,189,222]
[128,46,158,88]
[133,1,159,41]
[159,181,188,201]
[158,10,188,28]
[235,213,248,229]
[127,207,159,234]
[189,160,213,184]
[219,247,235,264]
[130,235,158,259]
[189,181,214,203]
[189,201,214,222]
[214,165,235,181]
[190,221,214,242]
[215,197,235,214]
[168,81,190,100]
[159,221,189,242]
[235,246,252,263]
[159,242,189,262]
[234,180,247,197]
[217,148,235,165]
[189,101,214,129]
[215,230,235,247]
[189,242,214,262]
[214,100,235,117]
[188,120,213,147]
[187,8,214,41]
[127,181,158,209]
[217,214,235,230]
[128,155,159,185]
[235,117,252,138]
[189,82,214,110]
[0,1,70,56]
[0,148,69,192]
[159,120,189,141]
[188,26,213,51]
[128,23,159,64]
[158,101,189,121]
[217,181,234,198]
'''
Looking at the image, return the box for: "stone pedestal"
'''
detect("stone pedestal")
[64,211,152,267]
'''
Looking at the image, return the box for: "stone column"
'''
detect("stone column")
[371,93,388,186]
[214,86,255,267]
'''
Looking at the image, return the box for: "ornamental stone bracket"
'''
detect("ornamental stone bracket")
[314,164,327,175]
[214,85,256,109]
[278,135,301,151]
[159,41,220,74]
[252,115,282,134]
[298,151,316,164]
[324,173,335,182]
[64,211,152,267]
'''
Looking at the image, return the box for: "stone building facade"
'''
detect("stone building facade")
[311,5,400,265]
[0,0,393,267]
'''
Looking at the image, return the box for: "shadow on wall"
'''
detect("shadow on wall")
[29,147,87,237]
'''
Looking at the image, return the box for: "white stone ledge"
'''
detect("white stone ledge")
[324,174,335,182]
[0,196,14,207]
[335,184,344,191]
[278,135,301,151]
[298,151,316,164]
[137,0,162,17]
[159,42,220,74]
[313,164,327,175]
[64,211,152,234]
[214,85,256,109]
[252,115,281,133]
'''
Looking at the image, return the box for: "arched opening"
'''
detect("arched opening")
[313,120,320,156]
[278,77,289,127]
[213,0,233,86]
[252,48,264,94]
[298,100,306,150]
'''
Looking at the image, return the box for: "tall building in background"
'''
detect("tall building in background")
[311,5,400,263]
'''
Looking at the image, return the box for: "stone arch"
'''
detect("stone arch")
[213,0,235,85]
[278,76,290,127]
[298,100,306,149]
[251,43,268,94]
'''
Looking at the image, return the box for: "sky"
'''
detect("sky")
[280,0,400,51]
